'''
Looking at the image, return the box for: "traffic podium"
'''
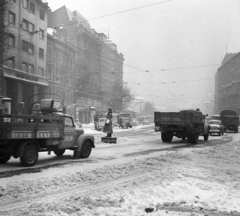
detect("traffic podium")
[101,137,117,144]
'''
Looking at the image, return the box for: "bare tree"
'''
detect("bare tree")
[107,81,134,112]
[141,101,156,116]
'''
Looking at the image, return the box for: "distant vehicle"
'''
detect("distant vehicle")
[212,114,221,120]
[220,110,239,133]
[142,119,150,125]
[208,120,224,136]
[118,113,132,129]
[96,118,106,131]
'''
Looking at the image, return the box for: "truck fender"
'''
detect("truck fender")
[17,140,40,157]
[76,134,95,151]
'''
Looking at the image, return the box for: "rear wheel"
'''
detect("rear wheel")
[80,140,92,158]
[54,149,65,156]
[20,144,38,167]
[161,132,172,143]
[0,154,11,164]
[187,131,198,144]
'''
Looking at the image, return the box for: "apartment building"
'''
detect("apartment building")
[0,0,49,114]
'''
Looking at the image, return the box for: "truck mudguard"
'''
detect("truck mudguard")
[76,134,95,151]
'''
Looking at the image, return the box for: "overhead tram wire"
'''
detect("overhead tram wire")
[6,43,218,100]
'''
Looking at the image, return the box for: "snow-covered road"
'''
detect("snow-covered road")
[0,126,240,216]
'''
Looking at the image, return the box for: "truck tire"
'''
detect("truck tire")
[187,132,198,144]
[20,144,38,167]
[54,149,65,156]
[161,132,172,143]
[80,140,92,158]
[0,154,11,164]
[204,133,209,141]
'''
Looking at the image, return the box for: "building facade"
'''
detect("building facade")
[1,2,124,122]
[48,5,124,123]
[0,0,49,114]
[215,52,240,114]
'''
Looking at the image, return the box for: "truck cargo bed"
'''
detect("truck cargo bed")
[154,111,204,125]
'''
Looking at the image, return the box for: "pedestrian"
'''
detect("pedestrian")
[103,107,113,137]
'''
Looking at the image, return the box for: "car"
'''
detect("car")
[142,119,150,125]
[96,118,106,131]
[208,120,224,136]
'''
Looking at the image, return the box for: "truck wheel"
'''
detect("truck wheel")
[204,133,209,141]
[161,132,168,142]
[166,132,173,142]
[188,132,198,144]
[20,144,38,167]
[80,140,92,158]
[54,149,65,156]
[0,154,11,164]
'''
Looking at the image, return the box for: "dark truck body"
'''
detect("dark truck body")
[154,110,209,144]
[220,110,239,133]
[0,99,95,167]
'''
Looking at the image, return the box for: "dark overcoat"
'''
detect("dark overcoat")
[103,112,113,133]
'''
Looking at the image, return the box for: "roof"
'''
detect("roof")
[222,53,237,65]
[51,5,91,29]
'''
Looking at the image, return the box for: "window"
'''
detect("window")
[22,19,35,33]
[28,43,34,54]
[40,9,45,21]
[29,23,35,33]
[23,0,29,9]
[8,11,15,25]
[22,19,28,31]
[39,48,44,59]
[39,67,44,77]
[29,2,35,14]
[22,40,34,54]
[9,34,15,47]
[47,48,52,61]
[22,40,28,52]
[28,64,34,74]
[22,63,28,72]
[39,29,44,39]
[8,59,15,69]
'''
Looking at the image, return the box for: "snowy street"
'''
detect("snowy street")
[0,125,240,216]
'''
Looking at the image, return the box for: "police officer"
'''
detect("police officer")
[103,107,113,137]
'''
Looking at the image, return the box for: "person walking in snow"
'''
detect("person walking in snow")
[103,108,113,137]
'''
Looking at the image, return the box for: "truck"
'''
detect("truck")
[0,98,95,167]
[220,110,239,133]
[154,109,209,144]
[117,113,132,129]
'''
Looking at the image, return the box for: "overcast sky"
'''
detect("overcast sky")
[46,0,240,112]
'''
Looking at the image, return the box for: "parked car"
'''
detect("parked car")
[96,118,106,131]
[208,120,224,136]
[142,119,150,125]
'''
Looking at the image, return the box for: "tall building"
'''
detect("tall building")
[215,52,240,114]
[0,0,49,114]
[48,5,124,122]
